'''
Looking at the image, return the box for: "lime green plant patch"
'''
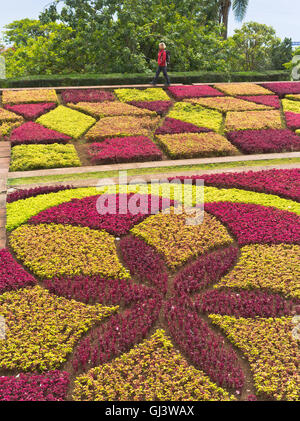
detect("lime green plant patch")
[10,143,81,171]
[282,98,300,113]
[209,315,300,400]
[168,102,223,132]
[37,105,96,139]
[115,88,170,102]
[9,223,129,279]
[215,243,300,299]
[0,285,117,371]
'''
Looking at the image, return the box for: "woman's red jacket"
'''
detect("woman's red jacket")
[157,50,167,67]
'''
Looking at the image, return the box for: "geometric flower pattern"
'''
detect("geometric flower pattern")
[3,171,300,401]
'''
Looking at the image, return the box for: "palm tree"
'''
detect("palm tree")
[219,0,249,39]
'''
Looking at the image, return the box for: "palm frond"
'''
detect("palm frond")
[232,0,249,21]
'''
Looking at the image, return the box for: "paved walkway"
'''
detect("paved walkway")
[8,162,300,190]
[0,143,11,248]
[8,151,300,180]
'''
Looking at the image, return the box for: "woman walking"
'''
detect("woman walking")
[151,42,170,86]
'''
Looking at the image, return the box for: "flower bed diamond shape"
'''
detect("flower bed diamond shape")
[156,132,239,158]
[37,105,96,139]
[88,136,163,163]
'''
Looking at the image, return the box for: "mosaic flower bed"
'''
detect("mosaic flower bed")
[259,82,300,97]
[67,101,156,118]
[2,89,58,105]
[9,122,72,146]
[9,143,81,171]
[214,83,273,96]
[156,132,239,159]
[115,88,170,102]
[4,103,57,120]
[168,102,223,131]
[36,105,96,139]
[88,136,163,164]
[167,85,224,99]
[227,129,300,154]
[184,96,271,111]
[1,168,300,400]
[225,110,282,131]
[86,115,160,141]
[61,88,115,103]
[1,84,300,168]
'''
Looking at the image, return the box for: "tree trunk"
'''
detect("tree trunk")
[220,0,231,39]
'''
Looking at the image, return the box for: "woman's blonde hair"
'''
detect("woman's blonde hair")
[159,42,166,49]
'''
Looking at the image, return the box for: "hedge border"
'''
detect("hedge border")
[0,70,290,89]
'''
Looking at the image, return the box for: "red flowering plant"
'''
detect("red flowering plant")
[61,88,115,103]
[9,122,72,145]
[87,136,163,164]
[226,129,300,154]
[0,371,69,401]
[168,168,300,202]
[167,85,224,100]
[4,103,57,120]
[259,82,300,97]
[155,117,212,135]
[285,111,300,130]
[126,100,173,115]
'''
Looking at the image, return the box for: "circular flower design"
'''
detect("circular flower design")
[2,186,300,401]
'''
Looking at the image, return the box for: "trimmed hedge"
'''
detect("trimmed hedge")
[0,70,290,89]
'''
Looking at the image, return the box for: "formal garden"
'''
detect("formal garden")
[1,82,300,172]
[0,0,299,405]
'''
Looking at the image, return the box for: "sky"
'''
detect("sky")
[0,0,299,43]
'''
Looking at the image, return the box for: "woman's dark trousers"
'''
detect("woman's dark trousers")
[152,66,170,84]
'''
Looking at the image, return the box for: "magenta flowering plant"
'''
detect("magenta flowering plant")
[285,111,300,130]
[164,295,245,390]
[61,88,115,103]
[44,275,156,306]
[259,82,300,97]
[9,122,72,145]
[155,117,211,135]
[173,245,239,295]
[126,100,173,115]
[204,202,300,246]
[237,95,280,109]
[120,236,168,294]
[0,248,36,294]
[29,193,175,235]
[167,85,224,100]
[0,371,69,401]
[169,169,300,202]
[195,289,297,318]
[7,185,74,203]
[226,129,300,154]
[87,136,163,164]
[4,103,57,120]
